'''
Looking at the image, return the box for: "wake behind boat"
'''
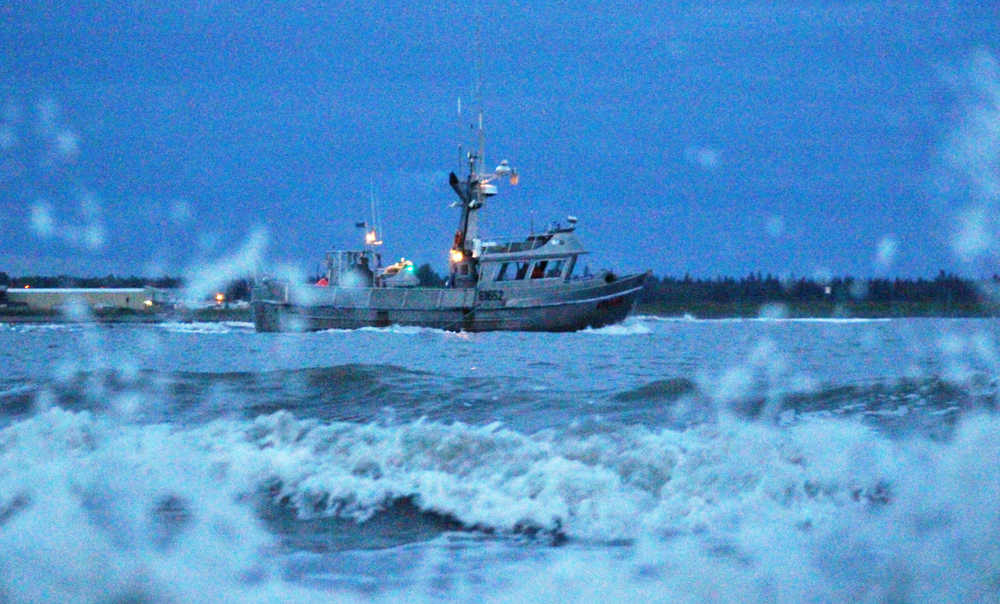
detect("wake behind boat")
[252,111,647,332]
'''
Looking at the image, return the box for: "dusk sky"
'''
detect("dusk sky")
[2,2,999,281]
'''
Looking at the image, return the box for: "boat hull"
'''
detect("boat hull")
[252,273,647,332]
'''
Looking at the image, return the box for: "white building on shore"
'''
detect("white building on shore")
[0,286,169,311]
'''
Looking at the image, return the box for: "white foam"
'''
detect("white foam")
[211,411,1000,599]
[581,318,652,335]
[0,408,323,602]
[752,317,893,324]
[632,314,893,324]
[309,324,457,337]
[630,314,694,322]
[357,325,454,336]
[157,321,255,334]
[0,323,87,333]
[3,406,1000,601]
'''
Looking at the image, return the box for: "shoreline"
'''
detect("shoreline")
[0,307,253,325]
[2,301,998,325]
[634,301,1000,319]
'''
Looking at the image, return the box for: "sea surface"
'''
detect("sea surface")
[1,316,999,602]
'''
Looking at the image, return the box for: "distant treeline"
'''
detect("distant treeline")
[0,273,182,289]
[637,271,993,305]
[635,271,1000,317]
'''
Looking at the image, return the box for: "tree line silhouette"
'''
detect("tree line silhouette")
[636,271,993,306]
[0,273,182,289]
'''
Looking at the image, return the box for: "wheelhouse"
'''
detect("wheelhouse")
[474,226,586,286]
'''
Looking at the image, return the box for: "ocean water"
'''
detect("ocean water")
[1,316,999,602]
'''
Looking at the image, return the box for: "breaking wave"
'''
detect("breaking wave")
[2,406,999,600]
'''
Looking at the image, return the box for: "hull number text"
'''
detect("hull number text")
[477,290,504,302]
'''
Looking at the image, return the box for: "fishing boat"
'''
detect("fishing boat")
[251,115,648,332]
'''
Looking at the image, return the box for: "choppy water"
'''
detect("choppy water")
[1,316,999,602]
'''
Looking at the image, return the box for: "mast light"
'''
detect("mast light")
[495,159,519,185]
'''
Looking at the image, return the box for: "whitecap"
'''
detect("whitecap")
[580,319,652,335]
[5,405,1000,602]
[157,321,254,334]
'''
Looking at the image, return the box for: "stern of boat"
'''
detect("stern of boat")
[251,278,290,332]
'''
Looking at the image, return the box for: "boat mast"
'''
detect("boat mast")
[362,179,383,269]
[447,38,516,287]
[447,113,490,287]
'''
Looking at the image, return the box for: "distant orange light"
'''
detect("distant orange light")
[449,249,464,263]
[23,285,30,289]
[215,293,225,303]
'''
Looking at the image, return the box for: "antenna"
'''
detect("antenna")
[457,96,464,173]
[474,11,484,175]
[369,177,377,237]
[365,177,383,248]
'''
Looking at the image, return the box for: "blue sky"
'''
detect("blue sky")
[2,2,998,279]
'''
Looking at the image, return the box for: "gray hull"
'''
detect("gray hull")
[252,272,647,332]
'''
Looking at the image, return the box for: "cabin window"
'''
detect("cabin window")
[495,263,511,281]
[515,261,531,280]
[530,261,548,279]
[565,257,577,279]
[545,259,565,278]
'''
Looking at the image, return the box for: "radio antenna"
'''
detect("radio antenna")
[474,14,485,173]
